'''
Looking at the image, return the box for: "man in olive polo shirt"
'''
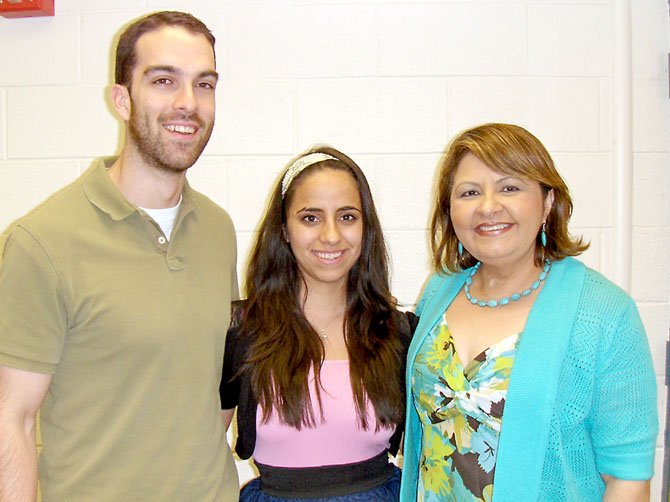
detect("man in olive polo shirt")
[0,11,239,501]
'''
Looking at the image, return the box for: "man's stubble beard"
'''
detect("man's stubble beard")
[127,105,214,175]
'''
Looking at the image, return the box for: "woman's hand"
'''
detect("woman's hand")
[602,475,650,501]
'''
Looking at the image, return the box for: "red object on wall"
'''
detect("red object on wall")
[0,0,54,18]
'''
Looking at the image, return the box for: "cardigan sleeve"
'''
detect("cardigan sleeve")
[387,309,419,456]
[591,295,658,480]
[221,306,257,460]
[219,326,241,410]
[219,301,245,410]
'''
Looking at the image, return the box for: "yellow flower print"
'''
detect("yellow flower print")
[424,324,451,368]
[449,412,472,451]
[420,427,456,496]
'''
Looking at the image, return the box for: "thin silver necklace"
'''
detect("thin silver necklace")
[312,309,344,339]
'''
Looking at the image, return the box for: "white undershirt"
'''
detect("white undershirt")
[141,196,181,241]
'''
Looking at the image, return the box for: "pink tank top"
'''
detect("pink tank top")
[253,360,394,467]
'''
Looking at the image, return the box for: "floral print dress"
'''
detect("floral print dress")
[412,312,519,502]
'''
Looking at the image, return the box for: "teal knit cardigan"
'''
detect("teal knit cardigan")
[400,257,658,501]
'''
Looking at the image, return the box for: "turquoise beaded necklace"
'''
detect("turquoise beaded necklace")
[464,259,551,308]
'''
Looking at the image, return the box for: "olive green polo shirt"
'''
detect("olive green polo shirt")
[0,159,239,501]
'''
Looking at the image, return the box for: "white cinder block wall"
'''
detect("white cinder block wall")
[1,0,668,498]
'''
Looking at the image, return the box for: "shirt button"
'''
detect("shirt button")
[158,236,167,245]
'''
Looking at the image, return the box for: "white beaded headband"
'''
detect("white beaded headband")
[280,153,339,197]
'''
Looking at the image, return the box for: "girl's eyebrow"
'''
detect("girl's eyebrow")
[295,206,361,213]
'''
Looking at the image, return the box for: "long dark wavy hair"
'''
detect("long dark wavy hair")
[432,123,589,273]
[241,146,403,430]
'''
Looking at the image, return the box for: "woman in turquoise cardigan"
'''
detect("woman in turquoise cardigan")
[400,123,657,501]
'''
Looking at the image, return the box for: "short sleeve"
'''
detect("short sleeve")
[591,298,658,480]
[0,226,67,374]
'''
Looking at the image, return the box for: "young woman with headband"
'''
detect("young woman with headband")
[220,146,417,501]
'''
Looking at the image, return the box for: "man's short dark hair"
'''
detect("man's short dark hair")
[115,11,215,88]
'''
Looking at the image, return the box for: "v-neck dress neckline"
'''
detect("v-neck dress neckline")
[411,312,520,502]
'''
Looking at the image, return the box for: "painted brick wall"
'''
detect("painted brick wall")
[1,0,668,498]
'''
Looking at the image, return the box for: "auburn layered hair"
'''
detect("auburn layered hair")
[432,123,589,273]
[241,146,404,430]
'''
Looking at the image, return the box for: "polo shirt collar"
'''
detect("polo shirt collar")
[82,157,200,221]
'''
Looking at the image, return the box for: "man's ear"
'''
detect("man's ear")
[110,84,131,121]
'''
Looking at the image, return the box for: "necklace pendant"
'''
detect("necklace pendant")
[312,308,343,339]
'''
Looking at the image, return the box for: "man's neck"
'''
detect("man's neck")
[107,150,186,209]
